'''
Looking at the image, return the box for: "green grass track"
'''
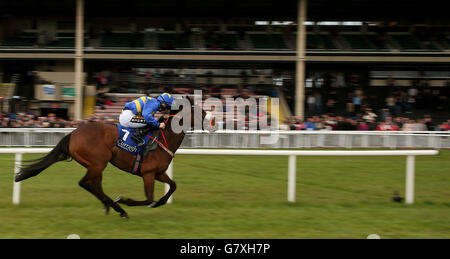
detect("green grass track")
[0,150,449,239]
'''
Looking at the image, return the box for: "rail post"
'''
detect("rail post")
[2,148,439,205]
[288,155,297,202]
[405,155,415,204]
[13,153,22,205]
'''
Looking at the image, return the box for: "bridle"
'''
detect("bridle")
[146,114,182,157]
[146,110,212,157]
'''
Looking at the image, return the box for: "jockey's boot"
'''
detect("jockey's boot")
[131,125,152,147]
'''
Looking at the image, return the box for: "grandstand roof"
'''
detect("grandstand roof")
[0,0,447,22]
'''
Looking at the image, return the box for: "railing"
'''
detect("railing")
[182,130,450,149]
[1,128,448,149]
[0,128,73,147]
[0,148,439,205]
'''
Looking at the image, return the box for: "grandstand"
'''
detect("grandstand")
[1,0,450,241]
[2,25,449,52]
[0,0,448,123]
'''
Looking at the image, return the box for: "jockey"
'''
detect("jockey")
[119,93,174,146]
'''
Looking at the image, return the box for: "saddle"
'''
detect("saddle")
[116,125,162,176]
[143,129,160,156]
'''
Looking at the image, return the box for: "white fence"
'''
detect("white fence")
[184,130,450,149]
[0,128,449,148]
[0,148,439,206]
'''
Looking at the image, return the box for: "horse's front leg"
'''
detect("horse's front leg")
[115,172,155,207]
[149,171,177,208]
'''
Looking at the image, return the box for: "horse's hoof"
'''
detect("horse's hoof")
[148,201,157,208]
[120,212,129,219]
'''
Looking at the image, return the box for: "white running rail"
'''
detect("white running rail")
[0,128,449,148]
[0,148,439,206]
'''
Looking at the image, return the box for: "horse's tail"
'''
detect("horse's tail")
[15,133,72,182]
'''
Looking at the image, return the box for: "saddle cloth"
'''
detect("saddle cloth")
[116,124,161,175]
[116,124,156,156]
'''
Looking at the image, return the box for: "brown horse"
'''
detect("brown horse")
[15,101,209,219]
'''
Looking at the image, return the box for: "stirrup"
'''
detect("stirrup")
[136,140,146,147]
[132,125,153,147]
[131,133,145,146]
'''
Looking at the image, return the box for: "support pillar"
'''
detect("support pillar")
[74,0,84,120]
[295,0,307,120]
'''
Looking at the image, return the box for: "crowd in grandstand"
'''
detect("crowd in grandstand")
[2,70,450,131]
[2,23,450,52]
[2,68,449,131]
[1,110,449,131]
[283,73,450,132]
[0,112,115,129]
[281,114,450,131]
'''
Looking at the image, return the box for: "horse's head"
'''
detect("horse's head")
[165,95,214,133]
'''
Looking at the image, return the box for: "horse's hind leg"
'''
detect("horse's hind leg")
[149,172,177,208]
[79,170,129,219]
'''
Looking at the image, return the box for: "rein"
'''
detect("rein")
[146,114,182,157]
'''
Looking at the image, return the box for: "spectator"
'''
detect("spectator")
[335,116,356,130]
[294,119,305,130]
[47,113,57,127]
[314,93,322,113]
[346,118,358,130]
[412,119,427,131]
[324,116,337,130]
[307,94,315,112]
[362,108,377,122]
[376,121,399,131]
[314,116,325,130]
[353,94,362,114]
[303,118,316,130]
[405,95,415,113]
[402,119,415,131]
[408,85,418,98]
[437,120,450,131]
[376,122,387,131]
[394,117,404,129]
[0,117,10,127]
[367,118,378,131]
[357,121,369,131]
[379,108,392,122]
[386,95,395,114]
[424,115,435,131]
[325,99,336,114]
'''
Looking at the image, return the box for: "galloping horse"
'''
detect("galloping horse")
[15,99,210,219]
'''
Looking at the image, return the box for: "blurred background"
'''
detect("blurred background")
[0,0,449,239]
[0,0,448,135]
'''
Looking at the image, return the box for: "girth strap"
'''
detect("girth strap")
[131,153,143,176]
